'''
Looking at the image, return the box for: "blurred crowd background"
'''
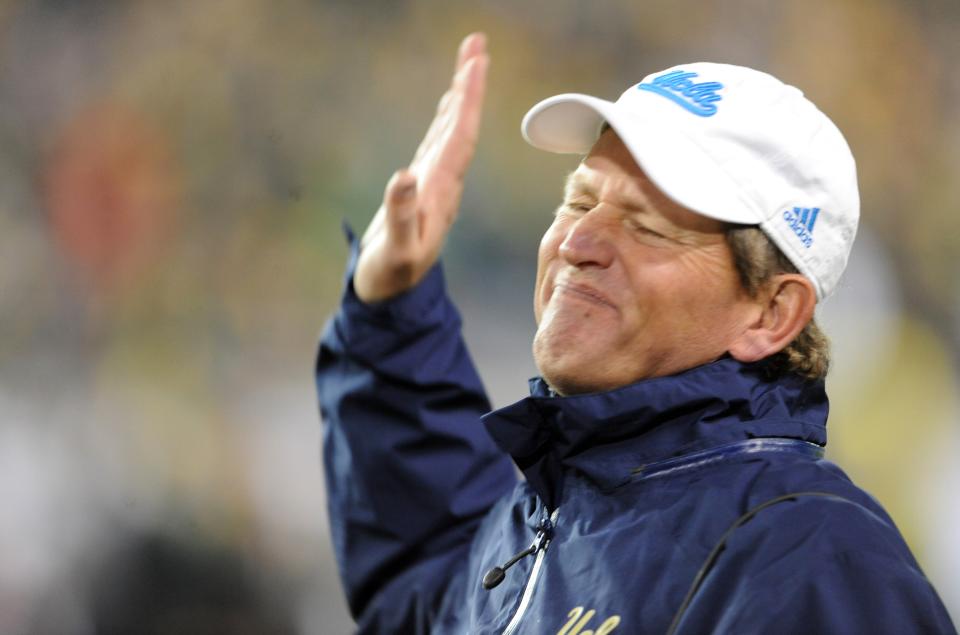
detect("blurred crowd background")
[1,0,959,632]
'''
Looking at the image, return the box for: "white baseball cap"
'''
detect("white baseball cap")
[521,62,859,300]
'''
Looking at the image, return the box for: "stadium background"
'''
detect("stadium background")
[1,0,958,631]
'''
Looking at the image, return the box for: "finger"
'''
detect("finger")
[412,90,454,165]
[384,170,419,248]
[413,54,473,169]
[418,54,486,169]
[438,54,489,176]
[455,32,487,74]
[418,42,477,163]
[415,34,487,168]
[457,54,488,141]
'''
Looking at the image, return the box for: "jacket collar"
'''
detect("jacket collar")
[481,357,828,510]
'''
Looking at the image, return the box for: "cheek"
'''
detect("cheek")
[534,223,566,322]
[630,250,743,327]
[667,262,747,338]
[678,246,742,298]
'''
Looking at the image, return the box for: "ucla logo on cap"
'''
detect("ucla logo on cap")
[783,206,820,248]
[637,70,724,117]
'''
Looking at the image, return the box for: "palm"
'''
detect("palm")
[354,34,489,303]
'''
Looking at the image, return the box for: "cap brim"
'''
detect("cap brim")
[521,93,762,225]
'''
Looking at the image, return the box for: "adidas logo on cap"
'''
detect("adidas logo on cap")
[783,207,820,249]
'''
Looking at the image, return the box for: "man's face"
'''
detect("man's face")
[532,130,755,395]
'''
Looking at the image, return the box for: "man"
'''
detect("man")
[317,33,956,634]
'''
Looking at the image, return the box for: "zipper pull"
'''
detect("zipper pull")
[482,515,554,590]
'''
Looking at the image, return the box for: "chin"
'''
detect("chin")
[533,338,607,396]
[541,364,621,396]
[532,310,633,395]
[542,373,597,397]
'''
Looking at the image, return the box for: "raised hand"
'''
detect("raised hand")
[353,33,489,303]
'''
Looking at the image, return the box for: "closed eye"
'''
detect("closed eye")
[555,202,594,216]
[628,218,666,238]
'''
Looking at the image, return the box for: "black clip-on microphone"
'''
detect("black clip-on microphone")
[482,518,553,590]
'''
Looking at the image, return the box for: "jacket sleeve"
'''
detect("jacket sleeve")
[676,495,957,635]
[316,234,517,633]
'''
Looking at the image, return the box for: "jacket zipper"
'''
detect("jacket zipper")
[501,508,559,635]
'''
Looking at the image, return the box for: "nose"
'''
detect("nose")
[558,207,616,269]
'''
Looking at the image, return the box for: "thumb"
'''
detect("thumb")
[384,170,419,248]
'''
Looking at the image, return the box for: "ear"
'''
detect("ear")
[728,274,817,363]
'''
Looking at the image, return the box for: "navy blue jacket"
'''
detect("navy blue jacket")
[317,244,955,634]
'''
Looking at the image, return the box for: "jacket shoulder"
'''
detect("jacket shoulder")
[676,487,956,634]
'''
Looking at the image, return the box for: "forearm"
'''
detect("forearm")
[316,237,516,624]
